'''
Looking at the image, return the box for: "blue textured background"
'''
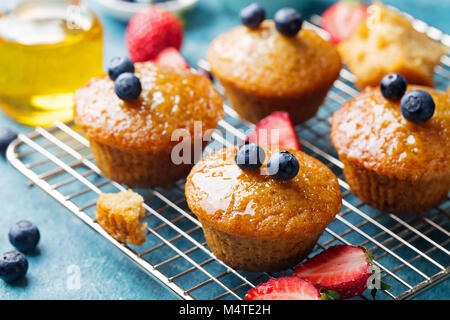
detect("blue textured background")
[0,0,449,299]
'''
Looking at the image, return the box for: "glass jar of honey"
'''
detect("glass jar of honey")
[0,0,103,126]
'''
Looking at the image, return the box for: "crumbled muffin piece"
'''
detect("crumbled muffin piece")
[338,2,448,88]
[95,189,147,245]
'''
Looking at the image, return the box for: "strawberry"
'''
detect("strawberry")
[247,112,302,151]
[321,1,368,44]
[245,276,338,300]
[152,47,189,69]
[294,245,390,299]
[126,6,183,62]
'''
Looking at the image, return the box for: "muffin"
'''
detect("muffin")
[338,2,448,88]
[331,85,450,214]
[75,62,223,188]
[207,20,342,124]
[185,147,342,272]
[96,189,147,245]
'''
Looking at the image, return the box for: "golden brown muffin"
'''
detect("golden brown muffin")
[331,86,450,214]
[207,20,342,124]
[96,189,147,245]
[75,62,224,188]
[185,147,342,272]
[338,2,448,88]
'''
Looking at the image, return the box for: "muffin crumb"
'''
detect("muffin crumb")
[338,2,448,88]
[95,189,147,245]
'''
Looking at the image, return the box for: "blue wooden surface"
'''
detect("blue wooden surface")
[0,0,449,299]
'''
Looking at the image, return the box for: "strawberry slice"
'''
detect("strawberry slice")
[321,1,368,44]
[245,276,334,300]
[294,245,389,299]
[247,112,301,150]
[152,47,189,69]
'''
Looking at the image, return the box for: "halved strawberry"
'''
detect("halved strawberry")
[321,1,368,44]
[152,47,189,69]
[293,245,390,299]
[245,276,336,300]
[247,112,301,150]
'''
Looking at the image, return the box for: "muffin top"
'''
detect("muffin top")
[207,20,342,98]
[185,147,342,239]
[337,2,448,88]
[331,85,450,180]
[74,62,224,152]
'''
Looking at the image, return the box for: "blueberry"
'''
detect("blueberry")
[240,3,266,29]
[9,220,40,252]
[274,8,303,37]
[108,57,135,81]
[0,251,28,283]
[400,90,435,123]
[114,72,142,101]
[267,151,299,181]
[235,143,266,171]
[0,128,18,154]
[380,73,407,101]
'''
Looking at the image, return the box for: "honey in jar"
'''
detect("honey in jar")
[0,0,103,126]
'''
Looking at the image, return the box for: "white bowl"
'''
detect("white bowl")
[95,0,198,22]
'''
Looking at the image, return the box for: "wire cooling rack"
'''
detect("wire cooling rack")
[6,11,450,300]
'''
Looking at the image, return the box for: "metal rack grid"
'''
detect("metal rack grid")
[6,12,450,300]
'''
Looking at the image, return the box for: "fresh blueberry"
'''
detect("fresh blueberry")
[0,251,28,283]
[380,73,407,101]
[235,142,266,171]
[9,220,40,252]
[0,128,18,154]
[114,72,142,101]
[240,3,266,29]
[400,90,435,123]
[267,151,299,181]
[108,57,135,81]
[274,8,303,37]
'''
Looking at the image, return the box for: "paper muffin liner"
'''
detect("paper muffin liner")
[219,80,332,124]
[89,139,194,189]
[201,222,322,272]
[340,157,450,214]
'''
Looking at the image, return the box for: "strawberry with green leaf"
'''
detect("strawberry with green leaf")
[294,245,390,299]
